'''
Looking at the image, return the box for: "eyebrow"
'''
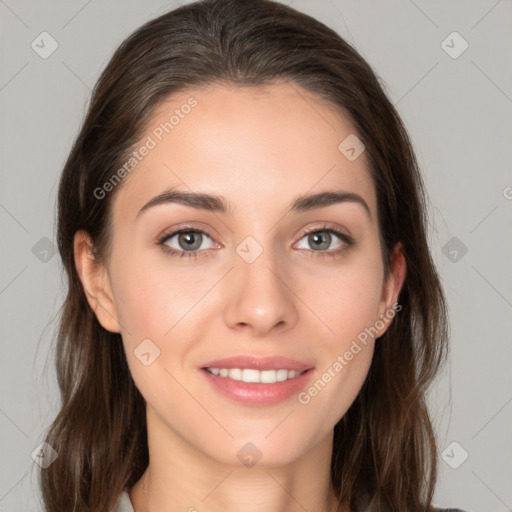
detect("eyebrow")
[136,187,372,220]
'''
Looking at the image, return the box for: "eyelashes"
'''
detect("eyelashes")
[157,228,216,259]
[156,223,355,261]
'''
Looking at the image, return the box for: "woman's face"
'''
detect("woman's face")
[79,82,404,467]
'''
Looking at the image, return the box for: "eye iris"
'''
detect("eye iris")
[178,232,202,251]
[309,232,331,251]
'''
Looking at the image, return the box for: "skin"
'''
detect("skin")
[75,82,406,512]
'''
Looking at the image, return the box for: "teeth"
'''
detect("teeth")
[242,369,260,383]
[206,367,303,383]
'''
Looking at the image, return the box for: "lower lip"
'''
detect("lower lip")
[200,368,314,406]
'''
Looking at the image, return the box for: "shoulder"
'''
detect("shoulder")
[433,507,471,512]
[109,492,470,512]
[112,489,134,512]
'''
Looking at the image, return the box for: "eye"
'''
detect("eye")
[295,226,354,256]
[156,224,354,260]
[157,228,216,258]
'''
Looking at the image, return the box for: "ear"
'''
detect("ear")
[375,242,407,338]
[73,230,121,333]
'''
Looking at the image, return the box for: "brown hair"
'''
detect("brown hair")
[41,1,449,510]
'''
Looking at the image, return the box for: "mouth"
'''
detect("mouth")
[203,367,309,383]
[199,355,315,406]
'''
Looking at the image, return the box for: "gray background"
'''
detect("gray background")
[1,1,511,511]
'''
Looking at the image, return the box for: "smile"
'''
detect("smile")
[204,367,307,383]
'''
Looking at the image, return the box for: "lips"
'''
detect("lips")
[199,355,315,406]
[200,355,314,372]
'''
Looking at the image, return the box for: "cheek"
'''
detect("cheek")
[333,273,382,338]
[109,248,213,341]
[296,264,381,425]
[297,255,384,344]
[109,252,203,408]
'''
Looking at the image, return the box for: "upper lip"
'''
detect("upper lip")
[201,355,314,372]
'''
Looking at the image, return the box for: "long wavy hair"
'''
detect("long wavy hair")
[40,1,449,510]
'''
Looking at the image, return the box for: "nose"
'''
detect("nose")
[222,245,299,337]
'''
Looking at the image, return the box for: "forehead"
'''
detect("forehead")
[110,82,376,220]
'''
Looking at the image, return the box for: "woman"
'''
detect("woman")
[40,1,468,511]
